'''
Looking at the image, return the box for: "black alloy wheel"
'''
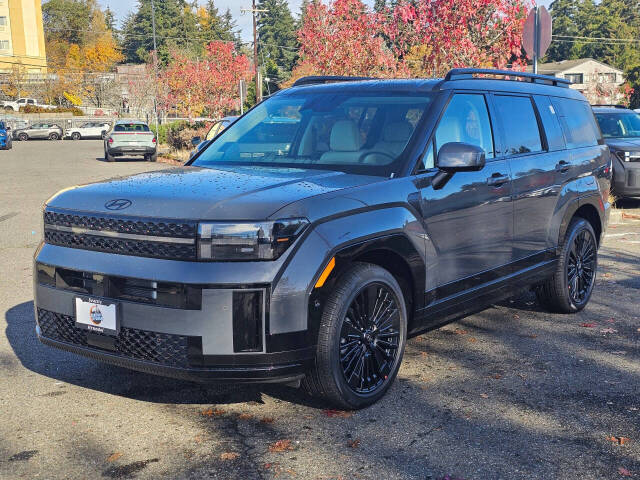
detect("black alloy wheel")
[536,217,598,313]
[566,229,596,305]
[339,282,401,394]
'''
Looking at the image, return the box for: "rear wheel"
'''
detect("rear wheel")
[303,263,407,409]
[147,151,158,162]
[18,133,27,141]
[536,218,597,313]
[48,132,59,140]
[71,132,81,140]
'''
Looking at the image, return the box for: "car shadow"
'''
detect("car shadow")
[95,157,151,163]
[4,300,319,406]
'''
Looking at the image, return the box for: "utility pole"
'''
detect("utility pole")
[241,1,268,104]
[533,5,539,74]
[151,0,159,133]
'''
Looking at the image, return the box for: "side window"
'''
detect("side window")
[550,98,599,148]
[27,99,35,105]
[533,95,565,151]
[493,95,542,155]
[435,94,494,159]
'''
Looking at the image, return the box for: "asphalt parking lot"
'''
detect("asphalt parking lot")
[1,140,639,480]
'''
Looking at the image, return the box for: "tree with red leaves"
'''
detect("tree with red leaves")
[160,41,252,118]
[290,0,399,82]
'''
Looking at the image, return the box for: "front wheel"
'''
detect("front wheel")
[303,263,407,409]
[18,133,28,141]
[71,132,81,140]
[536,218,597,313]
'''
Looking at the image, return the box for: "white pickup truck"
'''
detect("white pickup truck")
[1,98,56,111]
[104,120,157,162]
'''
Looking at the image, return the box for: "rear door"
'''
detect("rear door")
[492,93,565,265]
[416,92,514,304]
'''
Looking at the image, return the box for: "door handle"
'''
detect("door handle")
[556,160,570,173]
[487,173,510,187]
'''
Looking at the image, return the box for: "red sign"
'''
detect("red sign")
[523,6,552,59]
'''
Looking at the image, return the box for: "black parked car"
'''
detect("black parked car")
[592,105,640,198]
[34,69,611,409]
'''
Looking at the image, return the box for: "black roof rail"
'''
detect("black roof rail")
[444,68,571,88]
[292,75,377,87]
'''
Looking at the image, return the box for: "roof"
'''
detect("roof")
[115,119,148,125]
[526,58,623,75]
[592,106,635,114]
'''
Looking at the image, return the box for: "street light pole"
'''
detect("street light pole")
[151,0,159,134]
[241,2,268,104]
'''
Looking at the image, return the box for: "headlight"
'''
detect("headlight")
[197,218,309,261]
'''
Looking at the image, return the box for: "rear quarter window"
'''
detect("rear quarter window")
[533,95,566,151]
[550,98,600,148]
[493,95,543,155]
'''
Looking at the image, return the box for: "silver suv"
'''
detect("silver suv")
[14,122,63,141]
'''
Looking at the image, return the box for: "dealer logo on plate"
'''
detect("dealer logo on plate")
[89,305,103,325]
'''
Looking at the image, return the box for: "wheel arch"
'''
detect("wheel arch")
[557,195,604,249]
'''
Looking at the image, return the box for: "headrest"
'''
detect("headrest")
[330,120,361,152]
[383,121,413,143]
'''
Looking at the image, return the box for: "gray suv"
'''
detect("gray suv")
[592,105,640,198]
[14,122,63,141]
[34,69,611,409]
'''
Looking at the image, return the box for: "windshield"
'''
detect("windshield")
[192,90,434,176]
[114,123,150,132]
[595,112,640,138]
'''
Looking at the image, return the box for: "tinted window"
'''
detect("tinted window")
[435,94,494,159]
[550,98,599,148]
[114,123,150,132]
[193,92,434,176]
[494,95,542,155]
[533,96,565,151]
[594,112,640,138]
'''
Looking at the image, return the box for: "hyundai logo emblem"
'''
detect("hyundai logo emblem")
[105,199,132,210]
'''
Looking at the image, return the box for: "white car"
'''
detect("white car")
[65,122,111,140]
[1,97,56,111]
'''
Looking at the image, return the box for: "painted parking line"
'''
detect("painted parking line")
[606,232,640,237]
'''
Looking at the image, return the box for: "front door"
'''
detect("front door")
[417,93,514,304]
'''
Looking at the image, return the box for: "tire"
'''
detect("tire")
[18,133,27,141]
[302,263,407,409]
[71,132,81,140]
[48,132,59,140]
[536,217,597,313]
[147,151,158,162]
[105,149,115,162]
[4,106,13,111]
[101,131,107,140]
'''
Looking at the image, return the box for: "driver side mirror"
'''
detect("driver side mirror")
[437,142,486,172]
[432,142,486,190]
[191,136,201,147]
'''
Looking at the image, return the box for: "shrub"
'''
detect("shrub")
[152,121,211,151]
[20,105,83,115]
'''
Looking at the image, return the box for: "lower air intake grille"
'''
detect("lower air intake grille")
[37,309,192,367]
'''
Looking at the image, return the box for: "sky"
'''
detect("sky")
[97,0,552,43]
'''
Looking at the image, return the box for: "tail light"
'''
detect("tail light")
[152,137,156,143]
[108,137,113,144]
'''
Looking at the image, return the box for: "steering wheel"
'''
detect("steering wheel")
[359,150,395,164]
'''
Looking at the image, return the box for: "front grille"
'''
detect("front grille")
[44,230,197,261]
[37,309,192,368]
[44,211,196,238]
[43,209,198,261]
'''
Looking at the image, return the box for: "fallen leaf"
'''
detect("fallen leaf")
[492,374,503,380]
[606,318,616,324]
[269,439,295,452]
[347,439,361,448]
[200,408,225,417]
[527,334,538,339]
[237,413,253,420]
[220,452,240,461]
[194,435,203,444]
[517,373,527,380]
[600,328,618,334]
[580,322,597,328]
[260,417,275,424]
[106,452,122,462]
[421,351,429,357]
[602,273,613,278]
[480,393,489,399]
[608,436,631,445]
[513,314,520,319]
[468,337,477,343]
[618,467,632,476]
[453,328,468,335]
[324,409,353,418]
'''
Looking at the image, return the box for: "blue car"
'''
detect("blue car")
[0,121,12,149]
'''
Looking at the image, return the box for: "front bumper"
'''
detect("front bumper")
[33,240,327,383]
[107,145,156,156]
[613,159,640,198]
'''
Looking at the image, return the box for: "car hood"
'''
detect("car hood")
[46,166,382,220]
[604,138,640,150]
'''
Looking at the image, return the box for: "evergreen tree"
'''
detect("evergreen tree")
[121,0,201,64]
[544,0,582,63]
[257,0,299,83]
[202,2,241,48]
